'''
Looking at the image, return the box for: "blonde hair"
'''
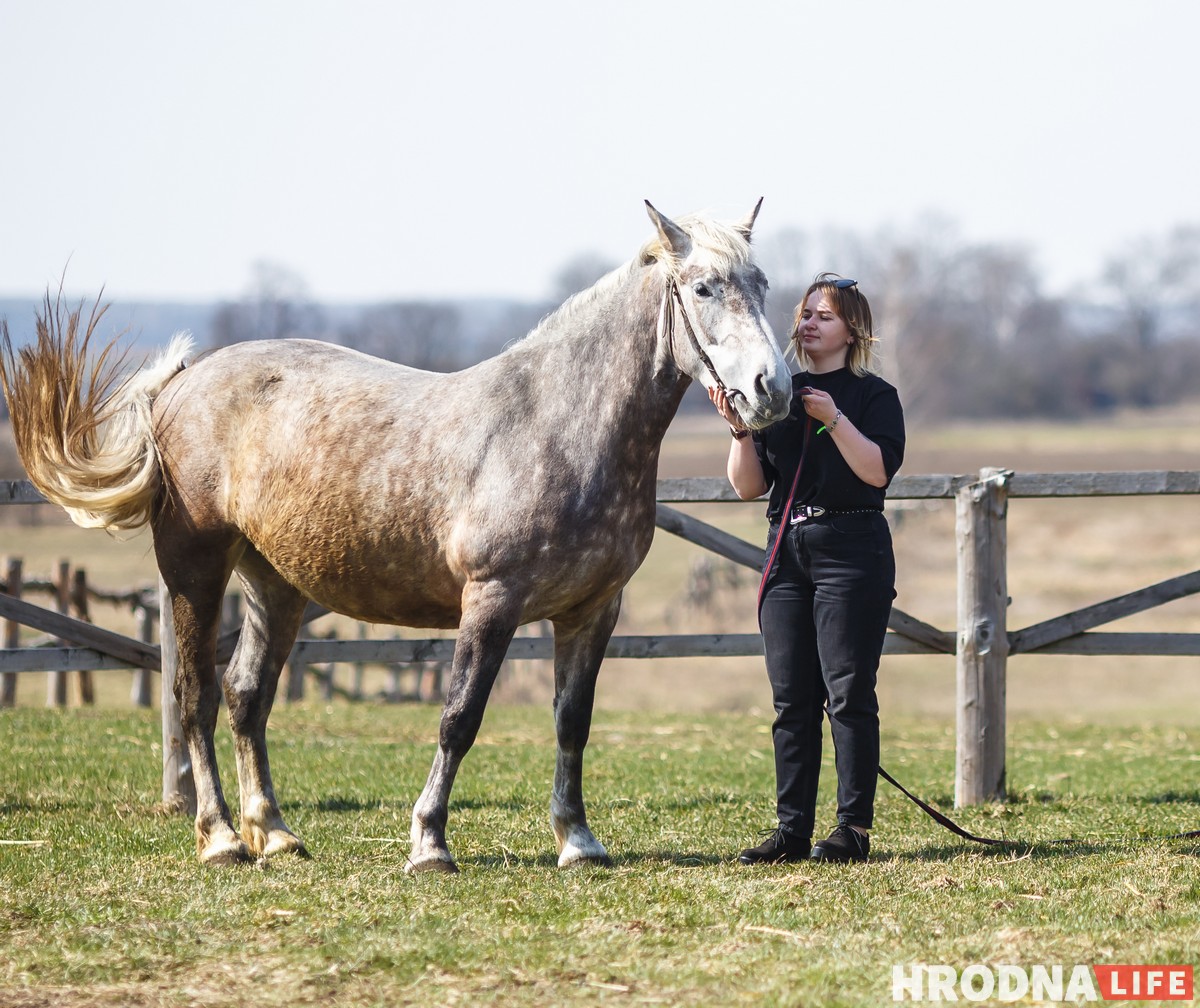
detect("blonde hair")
[789,273,879,377]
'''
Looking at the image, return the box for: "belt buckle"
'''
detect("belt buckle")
[789,505,826,525]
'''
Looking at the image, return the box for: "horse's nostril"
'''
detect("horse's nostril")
[754,374,788,410]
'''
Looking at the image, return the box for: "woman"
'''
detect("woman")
[711,273,904,864]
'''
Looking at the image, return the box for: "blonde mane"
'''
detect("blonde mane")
[639,212,754,279]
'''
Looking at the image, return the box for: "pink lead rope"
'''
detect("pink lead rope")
[755,416,813,620]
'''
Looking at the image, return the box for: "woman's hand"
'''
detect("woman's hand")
[712,386,768,498]
[799,387,889,487]
[797,387,838,427]
[708,386,746,432]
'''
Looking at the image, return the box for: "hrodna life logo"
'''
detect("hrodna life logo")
[891,962,1194,1002]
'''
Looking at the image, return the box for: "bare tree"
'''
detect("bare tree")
[551,253,620,303]
[341,302,463,371]
[1098,226,1200,406]
[209,261,326,349]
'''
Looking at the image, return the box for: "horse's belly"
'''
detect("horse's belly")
[272,554,463,628]
[246,510,465,628]
[260,507,652,632]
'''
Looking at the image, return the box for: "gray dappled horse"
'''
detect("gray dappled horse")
[1,201,791,872]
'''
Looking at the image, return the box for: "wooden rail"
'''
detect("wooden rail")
[3,472,1199,810]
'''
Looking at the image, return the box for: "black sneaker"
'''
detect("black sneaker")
[810,823,870,863]
[738,827,812,865]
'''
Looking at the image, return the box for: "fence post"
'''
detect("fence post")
[285,655,305,702]
[131,603,154,707]
[955,467,1012,806]
[159,576,196,814]
[353,623,367,700]
[47,560,70,707]
[1,557,22,706]
[70,568,95,705]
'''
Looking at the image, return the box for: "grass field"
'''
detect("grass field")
[1,705,1197,1007]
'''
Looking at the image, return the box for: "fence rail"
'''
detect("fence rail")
[3,472,1199,809]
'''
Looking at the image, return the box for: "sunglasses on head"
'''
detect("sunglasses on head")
[832,278,857,289]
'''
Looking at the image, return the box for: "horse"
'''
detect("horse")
[0,201,792,872]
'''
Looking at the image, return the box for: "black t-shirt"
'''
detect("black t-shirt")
[753,369,905,521]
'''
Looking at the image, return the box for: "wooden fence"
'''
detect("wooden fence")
[3,471,1199,809]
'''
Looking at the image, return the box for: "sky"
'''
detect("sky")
[2,0,1199,307]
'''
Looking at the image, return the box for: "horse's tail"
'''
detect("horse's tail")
[0,294,194,531]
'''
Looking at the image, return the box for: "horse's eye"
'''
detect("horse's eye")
[693,282,713,298]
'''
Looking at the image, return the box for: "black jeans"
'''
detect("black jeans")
[758,511,895,838]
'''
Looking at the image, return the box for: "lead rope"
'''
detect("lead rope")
[756,413,1014,846]
[878,766,1200,847]
[747,391,1195,850]
[876,766,1010,846]
[755,417,812,620]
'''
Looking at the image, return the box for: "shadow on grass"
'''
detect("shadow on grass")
[282,795,539,814]
[457,849,729,870]
[888,834,1200,862]
[612,849,728,867]
[1139,790,1200,806]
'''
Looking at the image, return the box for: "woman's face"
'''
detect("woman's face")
[796,290,853,369]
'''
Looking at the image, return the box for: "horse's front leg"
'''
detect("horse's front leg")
[225,559,310,859]
[550,593,621,868]
[407,580,522,874]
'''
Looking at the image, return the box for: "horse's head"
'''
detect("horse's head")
[645,200,791,429]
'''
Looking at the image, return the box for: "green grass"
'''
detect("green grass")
[1,705,1197,1006]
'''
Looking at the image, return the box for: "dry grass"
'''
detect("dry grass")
[3,406,1200,722]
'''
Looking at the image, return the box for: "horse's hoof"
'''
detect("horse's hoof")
[260,832,310,859]
[404,853,459,875]
[559,850,613,869]
[200,839,254,867]
[557,839,612,869]
[554,820,611,868]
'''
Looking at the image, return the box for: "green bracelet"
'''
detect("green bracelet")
[818,410,842,435]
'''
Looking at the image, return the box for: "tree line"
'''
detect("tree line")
[6,220,1195,427]
[209,221,1200,424]
[754,217,1200,422]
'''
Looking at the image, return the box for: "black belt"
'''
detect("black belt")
[788,505,883,525]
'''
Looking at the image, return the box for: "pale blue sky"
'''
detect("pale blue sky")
[2,0,1197,304]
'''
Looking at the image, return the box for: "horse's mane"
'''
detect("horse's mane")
[521,213,753,345]
[638,212,754,279]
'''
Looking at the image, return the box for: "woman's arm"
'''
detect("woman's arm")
[708,387,769,500]
[800,388,888,488]
[727,435,769,499]
[826,415,888,488]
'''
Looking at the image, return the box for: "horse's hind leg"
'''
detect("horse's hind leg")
[407,580,522,874]
[156,527,250,866]
[225,550,310,859]
[550,594,621,868]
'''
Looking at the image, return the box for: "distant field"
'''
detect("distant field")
[2,407,1199,722]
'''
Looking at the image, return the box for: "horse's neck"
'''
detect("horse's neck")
[517,273,687,470]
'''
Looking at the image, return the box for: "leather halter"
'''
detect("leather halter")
[663,277,740,401]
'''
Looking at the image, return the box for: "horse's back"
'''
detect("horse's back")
[150,337,653,627]
[153,340,471,621]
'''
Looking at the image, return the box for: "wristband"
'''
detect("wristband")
[818,410,842,435]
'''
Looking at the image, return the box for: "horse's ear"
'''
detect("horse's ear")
[645,201,692,258]
[735,197,764,240]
